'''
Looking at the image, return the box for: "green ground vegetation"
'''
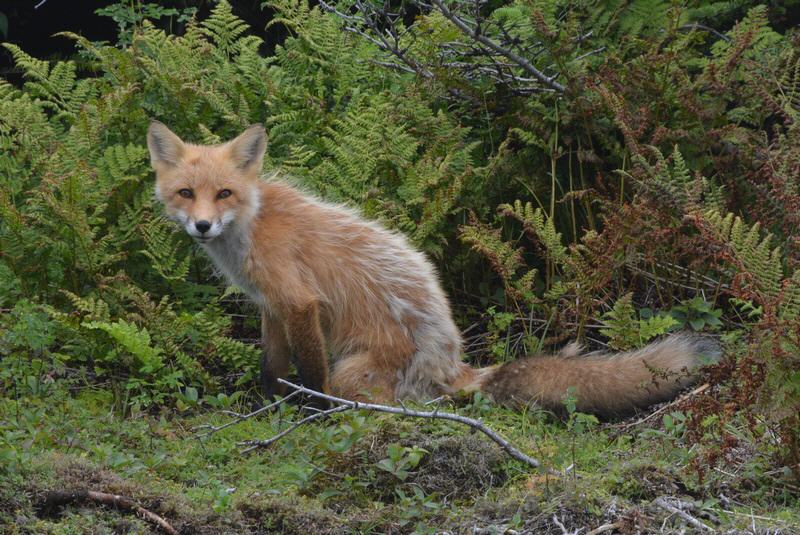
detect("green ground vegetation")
[2,382,799,533]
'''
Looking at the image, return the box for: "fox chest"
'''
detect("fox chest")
[202,234,268,310]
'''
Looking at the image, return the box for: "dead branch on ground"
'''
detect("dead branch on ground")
[201,378,555,474]
[653,496,714,532]
[192,389,302,437]
[38,489,178,535]
[609,383,710,435]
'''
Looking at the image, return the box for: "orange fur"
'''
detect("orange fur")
[147,122,719,415]
[479,334,719,417]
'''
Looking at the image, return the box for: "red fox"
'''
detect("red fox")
[147,122,719,416]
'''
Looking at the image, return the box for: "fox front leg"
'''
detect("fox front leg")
[283,300,331,409]
[260,312,291,401]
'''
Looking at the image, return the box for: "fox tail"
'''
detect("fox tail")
[458,334,720,417]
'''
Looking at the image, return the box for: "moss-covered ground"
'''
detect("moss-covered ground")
[1,384,798,534]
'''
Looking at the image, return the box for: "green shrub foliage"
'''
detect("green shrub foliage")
[1,0,799,475]
[0,0,485,408]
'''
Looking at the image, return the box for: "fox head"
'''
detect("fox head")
[147,122,266,243]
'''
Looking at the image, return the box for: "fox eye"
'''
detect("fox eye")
[178,188,193,199]
[217,189,232,199]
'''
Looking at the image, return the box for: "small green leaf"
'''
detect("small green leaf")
[689,318,706,331]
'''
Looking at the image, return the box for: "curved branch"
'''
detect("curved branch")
[239,378,556,475]
[654,496,714,532]
[193,389,302,438]
[240,404,350,453]
[39,490,178,535]
[429,0,565,93]
[679,23,731,43]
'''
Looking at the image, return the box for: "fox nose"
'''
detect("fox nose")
[195,220,212,234]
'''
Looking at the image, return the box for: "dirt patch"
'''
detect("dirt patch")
[7,453,383,534]
[10,453,244,534]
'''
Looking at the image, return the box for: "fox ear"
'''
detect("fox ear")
[147,121,185,168]
[227,124,267,172]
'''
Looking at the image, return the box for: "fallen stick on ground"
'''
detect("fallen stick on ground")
[238,378,556,475]
[39,489,178,535]
[585,521,621,535]
[653,496,713,532]
[192,389,302,438]
[551,513,581,535]
[611,383,710,433]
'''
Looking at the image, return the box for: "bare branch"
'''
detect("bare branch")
[552,513,581,535]
[654,496,714,532]
[240,404,350,453]
[315,0,580,97]
[39,490,178,535]
[367,60,420,74]
[317,0,435,79]
[609,383,710,434]
[193,389,302,438]
[572,46,607,63]
[585,522,622,535]
[428,0,565,93]
[240,378,555,474]
[679,23,731,43]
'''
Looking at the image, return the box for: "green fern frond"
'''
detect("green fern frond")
[705,210,786,302]
[83,319,165,373]
[633,145,723,213]
[460,215,536,301]
[95,144,150,189]
[140,217,192,282]
[3,43,98,120]
[600,293,677,350]
[61,290,112,322]
[198,0,249,56]
[498,200,566,264]
[600,293,639,350]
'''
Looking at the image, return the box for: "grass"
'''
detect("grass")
[1,381,799,534]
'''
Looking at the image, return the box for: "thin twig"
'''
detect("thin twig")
[654,496,713,532]
[193,389,301,438]
[317,0,434,79]
[610,383,710,432]
[679,23,731,43]
[585,522,621,535]
[317,0,478,101]
[552,513,582,535]
[241,379,554,474]
[722,509,788,524]
[572,46,607,63]
[240,404,350,453]
[367,59,419,75]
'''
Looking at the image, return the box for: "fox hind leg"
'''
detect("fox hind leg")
[330,353,396,404]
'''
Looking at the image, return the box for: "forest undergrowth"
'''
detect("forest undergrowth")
[1,0,800,532]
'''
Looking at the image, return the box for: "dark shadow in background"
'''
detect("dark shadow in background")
[0,0,283,85]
